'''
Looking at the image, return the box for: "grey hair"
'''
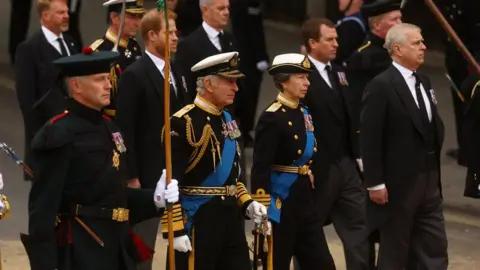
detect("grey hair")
[199,0,214,8]
[272,73,291,91]
[384,23,421,55]
[196,75,218,94]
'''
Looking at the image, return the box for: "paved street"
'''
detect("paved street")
[0,0,480,269]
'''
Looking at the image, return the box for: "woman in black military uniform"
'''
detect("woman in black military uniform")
[250,53,335,270]
[21,49,179,270]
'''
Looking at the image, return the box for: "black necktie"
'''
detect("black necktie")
[57,37,68,56]
[412,72,429,122]
[325,65,338,92]
[218,32,229,52]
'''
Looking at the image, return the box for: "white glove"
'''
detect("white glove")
[154,169,180,208]
[256,60,269,72]
[246,201,267,223]
[356,158,363,172]
[0,198,4,215]
[173,235,192,252]
[0,172,3,191]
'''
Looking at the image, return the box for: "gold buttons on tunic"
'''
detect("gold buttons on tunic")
[298,149,302,155]
[294,135,298,140]
[308,160,313,164]
[300,108,304,112]
[314,147,317,152]
[282,108,286,112]
[288,121,292,126]
[207,116,210,121]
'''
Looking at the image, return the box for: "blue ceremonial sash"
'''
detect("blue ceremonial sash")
[181,111,237,234]
[268,107,315,223]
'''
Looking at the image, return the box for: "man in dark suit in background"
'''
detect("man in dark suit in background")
[115,9,188,270]
[301,18,370,270]
[9,0,82,65]
[15,0,79,180]
[360,23,448,269]
[230,0,269,146]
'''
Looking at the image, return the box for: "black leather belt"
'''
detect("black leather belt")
[74,204,130,222]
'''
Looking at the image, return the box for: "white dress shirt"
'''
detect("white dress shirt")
[41,25,71,56]
[145,50,178,95]
[308,55,332,88]
[368,61,433,191]
[202,21,223,51]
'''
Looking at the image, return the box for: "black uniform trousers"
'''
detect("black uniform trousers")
[318,156,370,270]
[377,164,448,270]
[9,0,82,65]
[167,198,251,270]
[269,177,335,270]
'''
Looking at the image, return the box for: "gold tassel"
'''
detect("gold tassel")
[109,65,117,94]
[267,233,273,270]
[188,227,195,270]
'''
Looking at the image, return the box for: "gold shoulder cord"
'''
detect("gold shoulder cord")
[184,115,222,173]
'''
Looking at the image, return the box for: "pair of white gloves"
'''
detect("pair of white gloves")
[172,200,271,252]
[153,169,180,209]
[0,172,5,215]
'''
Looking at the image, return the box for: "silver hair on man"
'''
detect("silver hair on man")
[196,75,218,94]
[383,23,421,55]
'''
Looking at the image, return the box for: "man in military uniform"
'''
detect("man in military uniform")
[439,0,480,161]
[250,53,335,270]
[161,51,267,270]
[20,49,180,270]
[90,0,145,119]
[459,57,480,199]
[0,172,10,221]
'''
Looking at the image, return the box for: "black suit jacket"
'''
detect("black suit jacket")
[360,65,445,228]
[115,54,189,189]
[302,62,358,179]
[15,29,78,175]
[174,25,237,101]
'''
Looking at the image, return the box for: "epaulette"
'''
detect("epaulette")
[49,110,70,124]
[89,39,104,51]
[266,102,282,112]
[471,80,480,99]
[357,41,371,53]
[173,104,195,118]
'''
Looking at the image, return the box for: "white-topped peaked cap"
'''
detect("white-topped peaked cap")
[191,52,245,78]
[268,53,313,75]
[103,0,145,13]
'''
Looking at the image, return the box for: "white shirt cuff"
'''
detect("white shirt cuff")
[367,184,386,190]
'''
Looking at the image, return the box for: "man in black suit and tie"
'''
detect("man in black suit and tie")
[115,9,188,270]
[15,0,79,181]
[360,23,448,269]
[300,18,370,270]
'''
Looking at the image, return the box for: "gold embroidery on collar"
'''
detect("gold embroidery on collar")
[277,93,299,109]
[194,95,222,115]
[106,29,129,48]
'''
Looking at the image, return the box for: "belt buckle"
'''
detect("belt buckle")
[226,185,237,196]
[112,208,129,222]
[298,165,309,175]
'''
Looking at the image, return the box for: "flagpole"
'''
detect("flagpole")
[157,1,175,269]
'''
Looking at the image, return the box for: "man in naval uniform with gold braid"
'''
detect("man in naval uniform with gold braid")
[250,53,336,270]
[90,0,145,119]
[0,172,11,221]
[159,51,267,270]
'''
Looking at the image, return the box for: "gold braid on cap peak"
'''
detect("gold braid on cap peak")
[184,115,222,173]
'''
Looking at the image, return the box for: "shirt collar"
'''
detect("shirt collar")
[145,50,166,73]
[392,61,415,79]
[202,21,222,39]
[41,25,63,43]
[308,55,331,72]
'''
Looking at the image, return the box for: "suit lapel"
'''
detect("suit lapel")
[142,55,166,103]
[39,31,62,60]
[311,65,343,121]
[389,66,426,140]
[198,28,222,54]
[421,77,444,148]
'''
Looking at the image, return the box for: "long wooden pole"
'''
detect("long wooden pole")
[161,5,175,270]
[422,0,480,76]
